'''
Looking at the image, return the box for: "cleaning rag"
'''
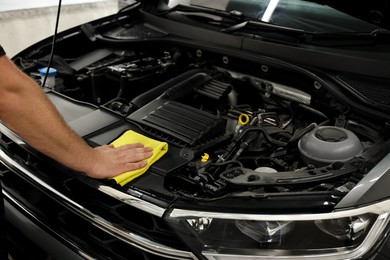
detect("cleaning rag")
[110,130,168,186]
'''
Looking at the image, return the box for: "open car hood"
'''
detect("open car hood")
[1,1,390,259]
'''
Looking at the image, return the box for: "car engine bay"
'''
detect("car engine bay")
[15,34,390,208]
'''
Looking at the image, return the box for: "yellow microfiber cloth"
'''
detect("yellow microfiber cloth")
[110,130,168,186]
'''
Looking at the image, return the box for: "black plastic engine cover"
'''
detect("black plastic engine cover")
[128,98,227,148]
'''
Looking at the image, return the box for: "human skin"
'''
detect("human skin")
[0,54,153,179]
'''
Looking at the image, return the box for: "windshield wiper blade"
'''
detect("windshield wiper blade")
[303,28,390,46]
[369,28,390,36]
[159,4,247,21]
[221,20,310,44]
[222,21,390,46]
[221,20,305,35]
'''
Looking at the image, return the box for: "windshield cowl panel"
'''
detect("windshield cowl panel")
[157,0,388,34]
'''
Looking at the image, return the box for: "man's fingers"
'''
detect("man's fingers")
[117,143,145,151]
[123,150,153,162]
[124,161,148,171]
[88,143,155,178]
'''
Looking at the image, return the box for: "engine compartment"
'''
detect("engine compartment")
[17,40,389,204]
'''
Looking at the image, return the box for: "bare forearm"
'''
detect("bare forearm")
[0,55,153,178]
[0,58,94,172]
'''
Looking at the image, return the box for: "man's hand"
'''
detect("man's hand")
[0,54,154,180]
[84,143,153,179]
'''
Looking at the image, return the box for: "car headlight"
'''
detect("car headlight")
[164,200,390,259]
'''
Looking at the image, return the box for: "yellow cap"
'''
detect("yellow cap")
[201,153,209,162]
[238,114,250,125]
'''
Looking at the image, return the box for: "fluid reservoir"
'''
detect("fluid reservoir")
[38,67,57,89]
[298,125,363,165]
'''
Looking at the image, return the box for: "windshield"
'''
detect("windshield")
[160,0,389,33]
